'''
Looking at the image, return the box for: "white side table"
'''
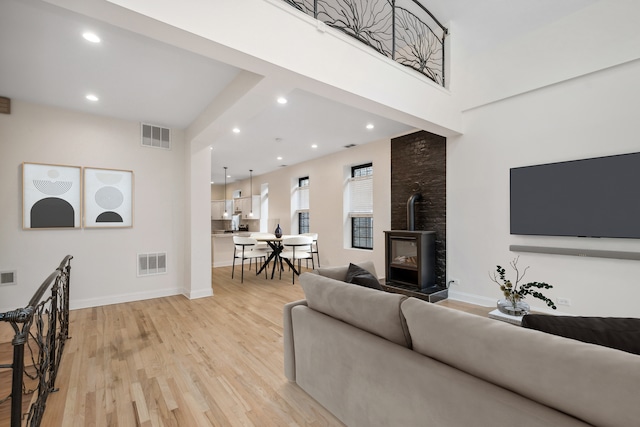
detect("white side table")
[488,309,523,326]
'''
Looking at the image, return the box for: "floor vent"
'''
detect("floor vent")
[138,253,167,276]
[0,270,16,286]
[141,123,171,149]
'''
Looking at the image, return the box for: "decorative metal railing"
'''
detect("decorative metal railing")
[0,255,72,427]
[281,0,448,86]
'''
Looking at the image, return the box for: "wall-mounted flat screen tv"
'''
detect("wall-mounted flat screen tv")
[510,152,640,239]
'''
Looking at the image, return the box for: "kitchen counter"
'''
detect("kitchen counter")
[211,232,251,267]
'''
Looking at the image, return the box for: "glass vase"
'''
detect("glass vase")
[497,298,530,316]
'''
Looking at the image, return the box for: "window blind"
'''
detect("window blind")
[297,186,309,210]
[349,175,373,214]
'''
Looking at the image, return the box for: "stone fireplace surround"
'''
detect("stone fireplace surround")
[390,130,446,289]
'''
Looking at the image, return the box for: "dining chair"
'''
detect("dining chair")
[279,235,314,284]
[232,236,267,283]
[250,232,275,252]
[301,232,319,268]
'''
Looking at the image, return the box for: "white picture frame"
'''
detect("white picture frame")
[22,162,82,230]
[83,167,134,228]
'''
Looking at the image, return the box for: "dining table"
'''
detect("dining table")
[254,237,300,279]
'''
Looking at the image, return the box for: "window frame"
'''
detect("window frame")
[348,163,373,250]
[296,176,310,234]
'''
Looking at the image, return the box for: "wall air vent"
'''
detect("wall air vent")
[137,252,167,276]
[0,270,16,286]
[141,123,171,149]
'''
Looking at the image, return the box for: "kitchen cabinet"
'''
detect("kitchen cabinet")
[211,200,233,219]
[233,196,260,219]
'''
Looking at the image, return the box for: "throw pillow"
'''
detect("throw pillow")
[522,314,640,355]
[345,262,382,290]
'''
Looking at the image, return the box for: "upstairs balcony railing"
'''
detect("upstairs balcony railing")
[282,0,448,86]
[0,255,72,427]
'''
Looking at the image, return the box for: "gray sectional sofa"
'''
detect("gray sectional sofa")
[283,263,640,427]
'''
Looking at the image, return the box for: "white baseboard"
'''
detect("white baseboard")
[447,289,567,315]
[70,287,184,310]
[447,289,496,307]
[213,261,233,268]
[184,288,214,299]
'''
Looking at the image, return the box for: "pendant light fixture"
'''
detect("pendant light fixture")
[249,169,253,217]
[223,166,228,217]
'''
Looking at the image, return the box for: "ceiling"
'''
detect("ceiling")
[0,0,596,183]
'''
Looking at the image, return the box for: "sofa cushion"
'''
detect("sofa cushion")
[522,314,640,355]
[314,261,377,281]
[345,263,383,290]
[299,272,411,348]
[401,297,640,427]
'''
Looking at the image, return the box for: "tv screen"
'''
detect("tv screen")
[510,152,640,239]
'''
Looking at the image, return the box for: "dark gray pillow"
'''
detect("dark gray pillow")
[522,314,640,355]
[345,263,382,290]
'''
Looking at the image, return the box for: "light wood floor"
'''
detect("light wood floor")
[3,267,492,426]
[40,265,345,427]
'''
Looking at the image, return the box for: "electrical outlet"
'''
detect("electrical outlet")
[557,297,571,306]
[448,278,460,287]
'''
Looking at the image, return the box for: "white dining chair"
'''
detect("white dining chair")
[279,235,313,284]
[232,236,268,282]
[250,232,275,252]
[301,232,319,268]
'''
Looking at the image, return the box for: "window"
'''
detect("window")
[299,211,310,234]
[349,163,373,249]
[296,176,310,234]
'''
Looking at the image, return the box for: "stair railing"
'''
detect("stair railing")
[281,0,448,86]
[0,255,73,427]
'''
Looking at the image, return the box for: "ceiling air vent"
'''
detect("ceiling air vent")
[141,123,171,149]
[344,144,357,148]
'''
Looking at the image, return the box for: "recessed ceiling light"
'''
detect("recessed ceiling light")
[82,32,101,43]
[277,97,288,104]
[226,174,231,178]
[85,94,99,102]
[311,144,318,149]
[277,156,283,160]
[366,123,374,130]
[232,127,240,133]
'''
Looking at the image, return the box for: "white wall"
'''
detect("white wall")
[447,2,640,316]
[0,101,187,310]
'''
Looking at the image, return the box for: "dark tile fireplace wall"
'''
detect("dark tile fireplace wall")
[391,130,446,288]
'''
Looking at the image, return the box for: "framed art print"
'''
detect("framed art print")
[23,162,82,229]
[84,167,134,228]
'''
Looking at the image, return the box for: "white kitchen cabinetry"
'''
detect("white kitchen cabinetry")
[233,196,260,219]
[211,200,232,219]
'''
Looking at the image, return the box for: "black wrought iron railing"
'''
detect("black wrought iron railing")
[282,0,448,86]
[0,255,72,427]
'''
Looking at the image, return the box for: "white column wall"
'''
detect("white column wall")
[186,142,214,299]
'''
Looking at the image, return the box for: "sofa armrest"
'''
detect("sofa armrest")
[283,299,308,382]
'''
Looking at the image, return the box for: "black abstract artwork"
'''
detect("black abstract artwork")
[84,167,133,228]
[23,163,81,229]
